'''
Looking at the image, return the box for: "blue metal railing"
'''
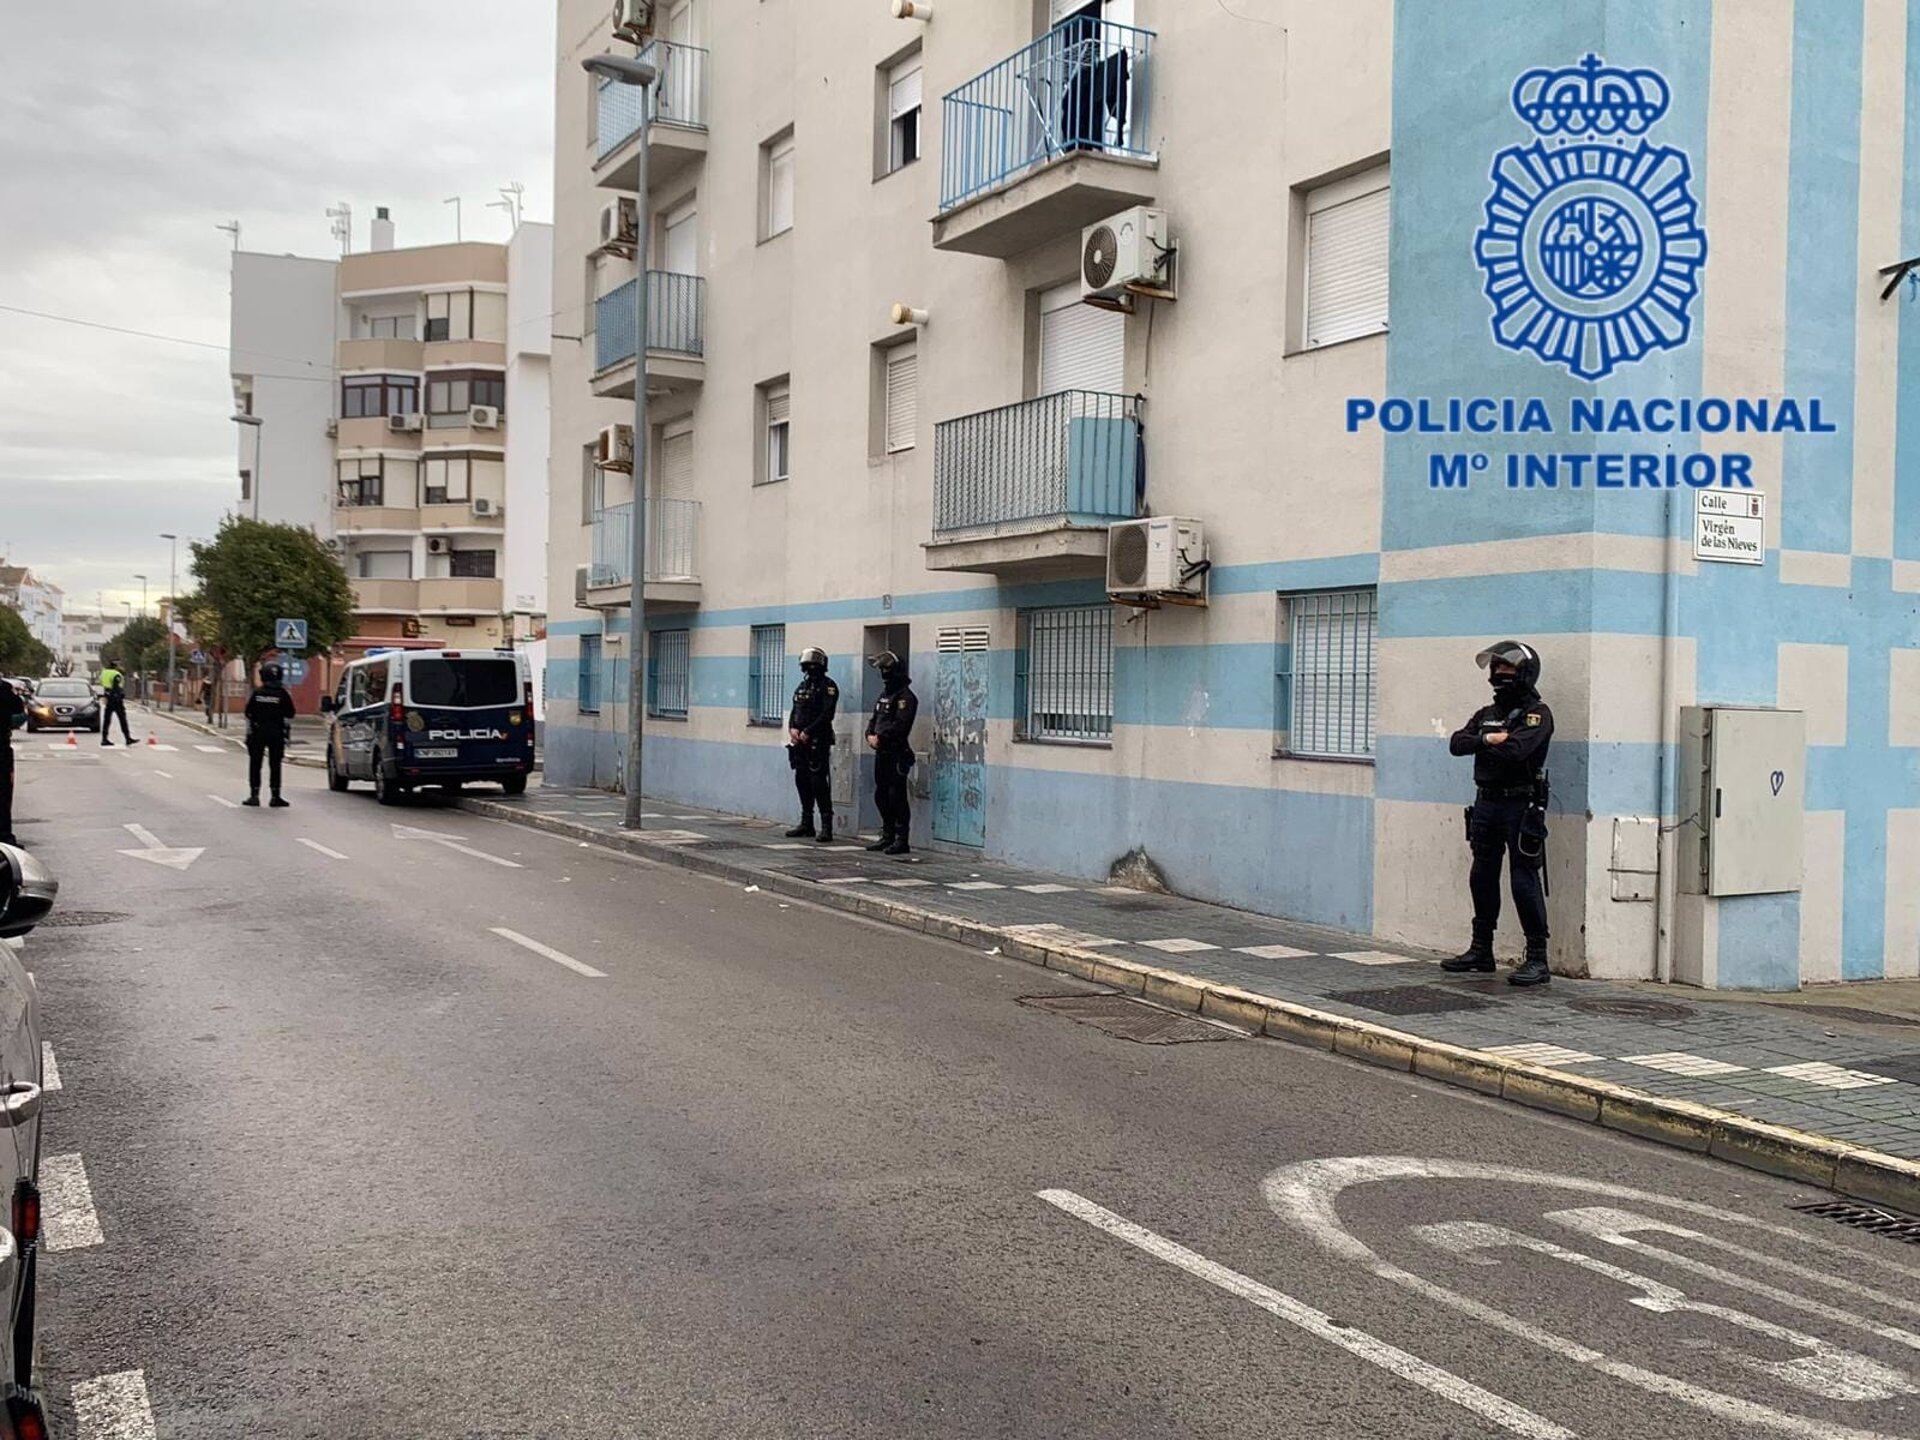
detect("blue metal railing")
[939,17,1154,213]
[594,272,705,373]
[595,40,709,160]
[932,390,1143,538]
[591,498,702,587]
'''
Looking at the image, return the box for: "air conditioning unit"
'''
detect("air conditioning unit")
[469,405,500,429]
[323,537,344,554]
[596,422,635,473]
[611,0,656,41]
[574,565,592,608]
[472,498,497,517]
[325,418,339,437]
[1082,207,1172,302]
[598,197,640,252]
[388,413,423,433]
[427,536,450,555]
[1107,517,1208,603]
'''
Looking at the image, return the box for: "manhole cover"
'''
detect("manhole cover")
[1769,1003,1920,1029]
[1568,997,1698,1022]
[1790,1200,1920,1243]
[1019,993,1245,1044]
[1326,984,1493,1017]
[34,910,130,929]
[1853,1053,1920,1085]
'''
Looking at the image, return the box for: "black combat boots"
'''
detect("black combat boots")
[1441,928,1497,973]
[1509,940,1551,987]
[883,834,910,856]
[865,829,894,852]
[815,814,835,844]
[785,813,815,838]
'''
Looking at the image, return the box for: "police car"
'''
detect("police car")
[321,648,535,805]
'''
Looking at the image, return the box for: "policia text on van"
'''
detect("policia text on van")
[321,649,534,806]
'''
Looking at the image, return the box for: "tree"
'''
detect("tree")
[100,616,169,673]
[190,517,353,670]
[0,607,53,676]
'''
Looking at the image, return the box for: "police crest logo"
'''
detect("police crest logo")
[1526,712,1541,727]
[1473,55,1708,381]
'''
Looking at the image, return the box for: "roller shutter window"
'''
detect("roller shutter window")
[1038,281,1124,396]
[884,344,918,454]
[1304,166,1390,349]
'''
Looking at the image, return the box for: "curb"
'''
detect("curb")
[458,796,1920,1217]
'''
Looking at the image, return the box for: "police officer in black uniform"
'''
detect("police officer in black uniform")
[1443,640,1554,987]
[242,661,298,808]
[785,647,838,843]
[0,677,21,846]
[864,650,918,856]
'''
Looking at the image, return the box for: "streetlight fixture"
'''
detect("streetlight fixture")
[583,50,659,831]
[231,413,264,520]
[160,533,178,712]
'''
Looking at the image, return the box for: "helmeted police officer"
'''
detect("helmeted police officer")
[785,647,838,843]
[1443,640,1554,987]
[864,650,918,856]
[242,661,297,808]
[0,677,20,847]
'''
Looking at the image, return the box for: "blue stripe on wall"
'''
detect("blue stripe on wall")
[1781,0,1865,554]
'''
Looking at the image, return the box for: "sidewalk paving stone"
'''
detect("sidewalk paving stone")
[463,784,1920,1168]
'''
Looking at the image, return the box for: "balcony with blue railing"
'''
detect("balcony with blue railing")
[934,18,1157,258]
[588,497,703,605]
[594,41,710,190]
[926,390,1143,576]
[592,272,705,398]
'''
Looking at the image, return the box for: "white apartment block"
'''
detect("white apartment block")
[58,611,112,677]
[0,567,62,655]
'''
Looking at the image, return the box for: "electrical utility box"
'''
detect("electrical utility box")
[1677,706,1806,897]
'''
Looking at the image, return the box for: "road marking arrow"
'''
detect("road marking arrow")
[390,823,523,869]
[117,821,205,871]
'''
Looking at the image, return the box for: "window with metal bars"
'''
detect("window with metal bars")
[649,628,691,719]
[747,624,786,725]
[1275,588,1377,760]
[1017,604,1113,744]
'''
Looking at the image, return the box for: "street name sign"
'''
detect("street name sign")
[1693,491,1765,565]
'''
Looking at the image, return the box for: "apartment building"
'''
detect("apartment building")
[58,612,113,677]
[544,0,1920,990]
[230,215,552,664]
[0,567,62,653]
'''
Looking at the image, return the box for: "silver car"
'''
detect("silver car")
[0,845,55,1438]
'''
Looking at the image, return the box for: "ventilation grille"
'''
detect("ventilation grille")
[936,626,990,654]
[1109,523,1150,587]
[1083,225,1119,290]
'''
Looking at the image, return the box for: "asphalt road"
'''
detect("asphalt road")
[14,724,1920,1439]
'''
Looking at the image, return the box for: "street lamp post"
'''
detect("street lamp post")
[160,533,178,712]
[583,50,659,832]
[231,413,265,520]
[132,575,149,704]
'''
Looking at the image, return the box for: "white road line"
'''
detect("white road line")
[206,794,239,809]
[296,838,349,861]
[195,744,227,753]
[1038,1188,1572,1440]
[42,1152,105,1251]
[73,1369,157,1440]
[151,769,173,779]
[41,1041,60,1092]
[489,927,606,978]
[123,823,164,849]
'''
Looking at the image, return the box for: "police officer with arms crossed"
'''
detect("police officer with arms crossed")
[864,650,918,856]
[785,647,839,843]
[242,661,297,808]
[1443,640,1555,987]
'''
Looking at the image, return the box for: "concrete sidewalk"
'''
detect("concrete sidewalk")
[461,783,1920,1213]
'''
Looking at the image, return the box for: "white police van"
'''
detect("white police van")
[321,648,535,805]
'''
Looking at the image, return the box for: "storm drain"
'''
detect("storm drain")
[1768,1003,1920,1030]
[1019,993,1246,1044]
[33,910,130,929]
[1568,996,1698,1022]
[1789,1200,1920,1244]
[1326,984,1493,1017]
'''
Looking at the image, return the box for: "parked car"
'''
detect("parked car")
[0,843,55,1438]
[22,679,97,734]
[321,648,535,804]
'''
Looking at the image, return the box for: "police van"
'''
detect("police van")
[321,648,535,805]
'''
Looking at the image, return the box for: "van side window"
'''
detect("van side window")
[366,660,390,702]
[348,667,370,709]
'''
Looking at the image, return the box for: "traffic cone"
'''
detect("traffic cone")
[64,731,76,748]
[146,732,158,748]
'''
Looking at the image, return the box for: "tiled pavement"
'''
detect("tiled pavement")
[473,785,1920,1163]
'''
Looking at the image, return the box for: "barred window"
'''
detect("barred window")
[649,628,691,719]
[1018,604,1112,744]
[578,635,603,715]
[747,624,786,725]
[1275,587,1377,759]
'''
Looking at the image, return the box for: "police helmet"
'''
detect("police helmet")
[1473,640,1540,688]
[798,646,828,671]
[868,649,904,674]
[260,662,284,685]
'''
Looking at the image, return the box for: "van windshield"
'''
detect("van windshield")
[407,657,518,709]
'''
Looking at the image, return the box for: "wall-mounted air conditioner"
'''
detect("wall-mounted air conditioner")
[597,423,634,473]
[574,565,591,608]
[472,498,497,517]
[469,405,500,429]
[612,0,656,42]
[388,413,423,433]
[325,418,339,437]
[598,197,640,253]
[426,536,450,555]
[1082,207,1173,303]
[1107,517,1208,604]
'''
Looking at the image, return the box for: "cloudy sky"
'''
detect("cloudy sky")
[0,1,555,619]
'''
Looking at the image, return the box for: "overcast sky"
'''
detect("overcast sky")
[0,1,555,619]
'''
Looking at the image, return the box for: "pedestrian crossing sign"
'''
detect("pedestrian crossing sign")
[275,618,308,650]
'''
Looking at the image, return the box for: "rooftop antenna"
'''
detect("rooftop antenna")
[486,199,515,234]
[326,201,352,256]
[444,196,462,242]
[215,219,241,251]
[499,182,526,229]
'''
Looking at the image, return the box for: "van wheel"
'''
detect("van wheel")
[326,752,349,793]
[374,761,403,807]
[501,775,528,797]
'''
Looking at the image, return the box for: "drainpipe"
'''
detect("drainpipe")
[1652,475,1683,984]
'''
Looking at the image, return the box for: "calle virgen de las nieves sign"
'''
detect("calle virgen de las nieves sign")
[1349,55,1838,496]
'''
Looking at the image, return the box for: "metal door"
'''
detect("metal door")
[932,626,988,847]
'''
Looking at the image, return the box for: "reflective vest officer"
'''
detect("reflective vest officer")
[785,647,839,843]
